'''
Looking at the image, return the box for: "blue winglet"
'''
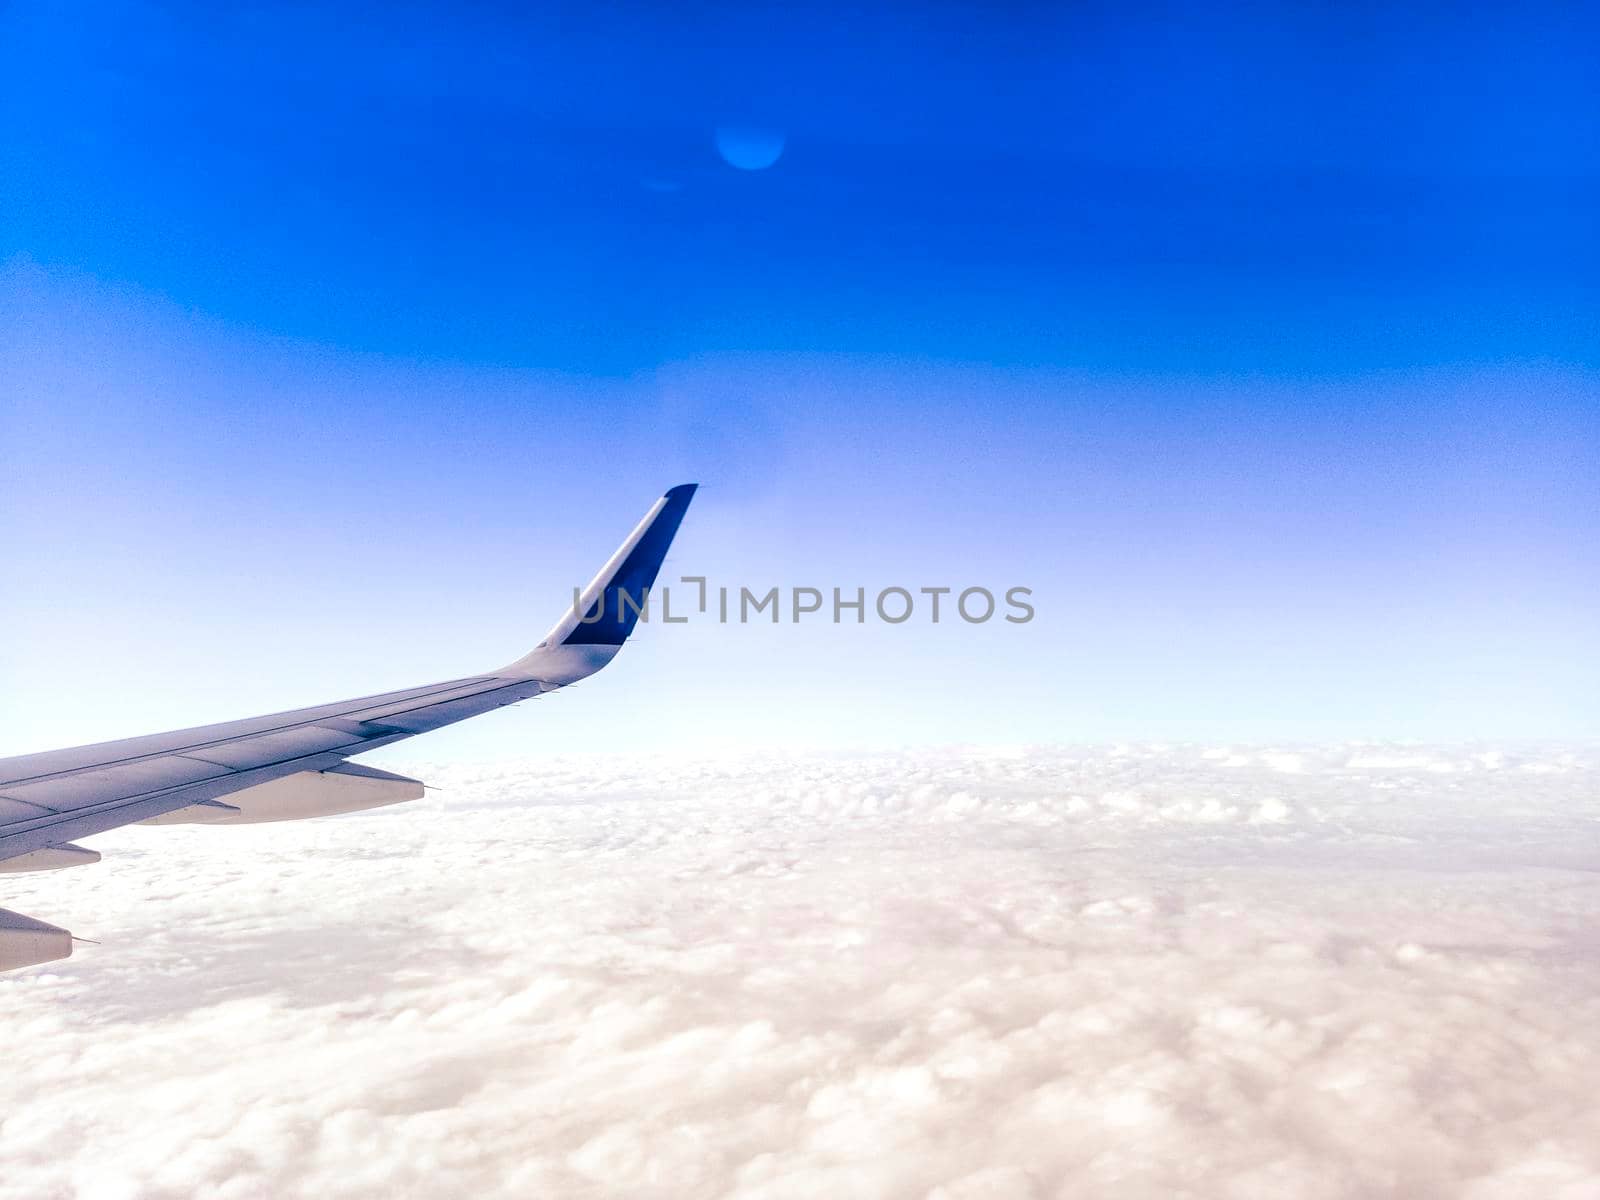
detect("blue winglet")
[562,483,698,646]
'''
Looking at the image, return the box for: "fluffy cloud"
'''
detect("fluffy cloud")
[2,745,1597,1199]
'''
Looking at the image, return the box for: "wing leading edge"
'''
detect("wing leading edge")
[0,484,697,971]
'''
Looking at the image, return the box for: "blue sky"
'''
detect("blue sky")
[2,2,1596,754]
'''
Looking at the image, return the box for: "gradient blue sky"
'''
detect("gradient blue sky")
[2,2,1596,755]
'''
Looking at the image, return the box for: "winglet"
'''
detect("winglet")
[500,484,697,684]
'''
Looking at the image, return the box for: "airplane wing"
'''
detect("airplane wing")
[0,483,697,972]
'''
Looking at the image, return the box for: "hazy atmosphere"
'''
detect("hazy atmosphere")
[4,2,1597,753]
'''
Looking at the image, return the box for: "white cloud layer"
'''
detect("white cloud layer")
[2,745,1598,1199]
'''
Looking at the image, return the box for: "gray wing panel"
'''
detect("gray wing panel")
[0,676,500,787]
[2,757,235,812]
[0,675,547,861]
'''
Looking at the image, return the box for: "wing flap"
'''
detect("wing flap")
[2,756,234,812]
[179,725,367,769]
[0,677,505,788]
[0,798,57,822]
